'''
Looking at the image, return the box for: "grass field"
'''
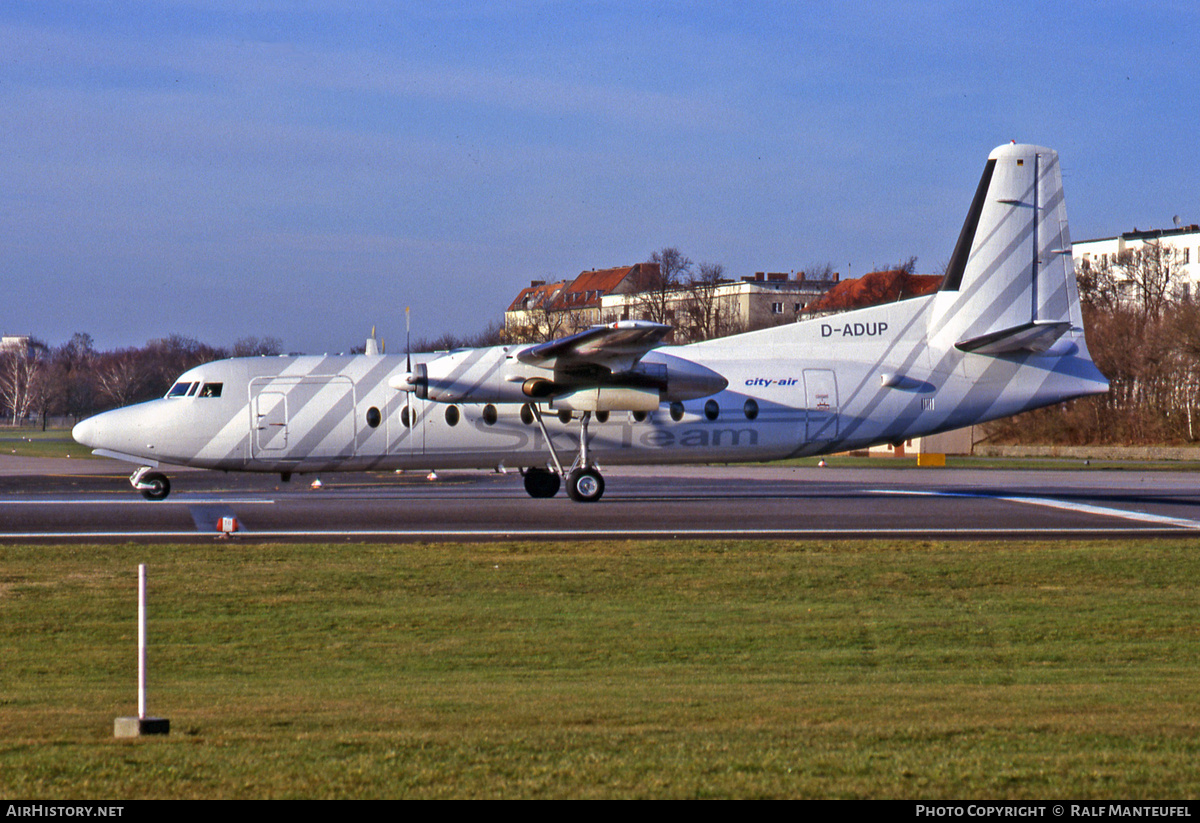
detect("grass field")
[1,539,1198,799]
[0,428,93,460]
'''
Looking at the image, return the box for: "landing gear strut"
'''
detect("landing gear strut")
[524,405,606,502]
[130,466,171,501]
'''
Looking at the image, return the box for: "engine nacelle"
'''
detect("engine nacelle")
[640,351,728,401]
[405,346,530,404]
[551,387,660,413]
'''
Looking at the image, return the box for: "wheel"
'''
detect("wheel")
[139,472,171,501]
[523,467,561,498]
[566,467,604,503]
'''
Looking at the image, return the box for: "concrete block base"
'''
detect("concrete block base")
[114,716,170,738]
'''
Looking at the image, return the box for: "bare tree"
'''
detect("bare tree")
[799,262,837,282]
[232,336,284,357]
[678,262,742,341]
[0,339,48,425]
[1115,239,1183,319]
[142,335,228,397]
[635,247,693,326]
[1075,258,1119,312]
[38,334,95,429]
[884,255,919,275]
[93,349,148,410]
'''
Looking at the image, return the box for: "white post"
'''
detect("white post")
[114,563,167,737]
[138,563,146,720]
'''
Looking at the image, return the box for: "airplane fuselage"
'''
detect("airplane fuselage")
[72,294,1107,477]
[71,144,1112,502]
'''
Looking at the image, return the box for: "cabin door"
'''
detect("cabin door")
[253,392,288,452]
[803,369,839,442]
[249,376,356,460]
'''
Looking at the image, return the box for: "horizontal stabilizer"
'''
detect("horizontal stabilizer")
[955,321,1072,355]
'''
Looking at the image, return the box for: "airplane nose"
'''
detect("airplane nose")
[69,403,163,461]
[72,417,97,448]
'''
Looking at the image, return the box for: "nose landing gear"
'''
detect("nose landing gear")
[130,466,171,501]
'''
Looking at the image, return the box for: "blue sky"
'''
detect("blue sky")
[3,1,1197,354]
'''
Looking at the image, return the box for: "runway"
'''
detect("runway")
[2,456,1200,541]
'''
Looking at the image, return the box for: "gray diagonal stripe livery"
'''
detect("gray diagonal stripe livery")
[74,143,1109,502]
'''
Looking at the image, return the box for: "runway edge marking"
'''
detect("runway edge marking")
[871,489,1200,530]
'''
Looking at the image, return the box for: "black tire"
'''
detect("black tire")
[140,472,171,501]
[566,467,604,503]
[523,467,561,499]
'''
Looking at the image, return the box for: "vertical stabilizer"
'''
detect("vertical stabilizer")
[933,143,1078,354]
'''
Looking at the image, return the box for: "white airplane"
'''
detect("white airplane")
[73,143,1108,503]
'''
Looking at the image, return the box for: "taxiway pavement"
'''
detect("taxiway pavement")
[1,455,1198,542]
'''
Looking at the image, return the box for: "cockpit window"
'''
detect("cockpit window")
[166,381,197,398]
[199,383,223,398]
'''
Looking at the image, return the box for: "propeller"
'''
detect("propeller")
[389,306,427,395]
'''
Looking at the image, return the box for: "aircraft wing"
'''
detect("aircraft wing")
[517,320,671,373]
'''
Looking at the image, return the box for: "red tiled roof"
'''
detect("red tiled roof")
[506,281,567,313]
[506,263,661,313]
[803,270,942,313]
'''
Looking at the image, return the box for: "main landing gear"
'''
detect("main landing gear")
[522,466,560,498]
[130,466,171,501]
[520,406,606,502]
[565,466,604,503]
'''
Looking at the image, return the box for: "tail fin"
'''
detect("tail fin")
[932,143,1081,354]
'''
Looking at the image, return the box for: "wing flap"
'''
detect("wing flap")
[517,320,670,373]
